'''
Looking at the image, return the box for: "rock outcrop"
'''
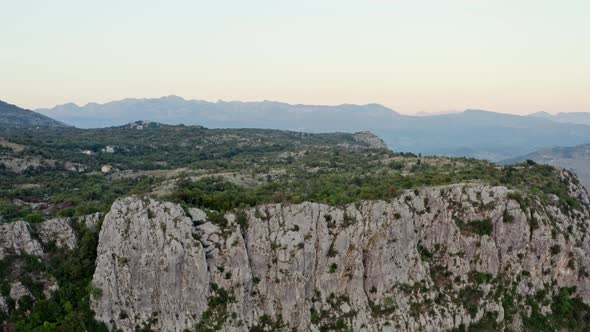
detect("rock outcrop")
[91,197,209,332]
[0,214,97,325]
[0,296,7,315]
[352,131,388,150]
[0,221,44,259]
[0,156,55,173]
[9,282,33,310]
[36,218,78,250]
[79,212,104,231]
[0,217,79,259]
[91,175,590,331]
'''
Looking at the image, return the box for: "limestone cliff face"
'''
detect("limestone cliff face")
[91,198,209,332]
[0,221,44,259]
[0,217,79,260]
[0,216,84,316]
[91,172,590,331]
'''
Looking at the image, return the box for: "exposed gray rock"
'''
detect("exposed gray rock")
[0,216,94,322]
[79,212,103,231]
[35,218,77,250]
[0,296,7,314]
[64,161,87,172]
[352,131,388,150]
[0,221,44,259]
[188,208,207,224]
[0,156,55,173]
[0,213,102,260]
[91,182,590,331]
[91,197,209,332]
[10,282,32,309]
[44,280,58,300]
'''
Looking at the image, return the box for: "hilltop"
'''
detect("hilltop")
[502,143,590,189]
[0,100,67,128]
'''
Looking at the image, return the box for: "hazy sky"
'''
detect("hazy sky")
[1,0,589,114]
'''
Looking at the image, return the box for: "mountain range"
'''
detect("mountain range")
[37,96,590,161]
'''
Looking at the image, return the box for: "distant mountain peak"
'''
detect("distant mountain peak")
[463,109,494,114]
[527,111,590,126]
[529,111,552,118]
[160,95,186,101]
[460,109,529,119]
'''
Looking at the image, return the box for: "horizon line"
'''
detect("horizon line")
[25,94,571,117]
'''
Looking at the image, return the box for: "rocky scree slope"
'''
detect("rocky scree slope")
[90,170,590,331]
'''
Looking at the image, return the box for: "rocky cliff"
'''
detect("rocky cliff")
[0,214,99,324]
[351,132,388,150]
[0,217,80,260]
[91,198,209,331]
[90,170,590,331]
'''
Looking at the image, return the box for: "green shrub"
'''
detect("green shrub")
[457,219,493,236]
[24,213,44,223]
[329,263,338,273]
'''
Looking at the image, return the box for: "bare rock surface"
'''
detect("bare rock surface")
[0,215,92,260]
[0,156,55,173]
[35,217,78,250]
[0,215,93,324]
[352,131,388,150]
[10,282,32,310]
[91,197,209,332]
[90,180,590,331]
[0,221,43,259]
[0,296,7,314]
[79,212,104,231]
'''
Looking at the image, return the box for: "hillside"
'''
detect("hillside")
[0,124,387,222]
[529,111,590,126]
[37,96,590,161]
[0,124,589,331]
[502,143,590,189]
[0,100,66,128]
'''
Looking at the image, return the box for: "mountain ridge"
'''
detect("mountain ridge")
[528,110,590,126]
[34,96,590,161]
[0,100,67,128]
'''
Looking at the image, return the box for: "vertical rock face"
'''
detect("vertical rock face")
[91,177,590,331]
[0,221,44,259]
[91,197,209,332]
[35,218,78,250]
[0,217,80,260]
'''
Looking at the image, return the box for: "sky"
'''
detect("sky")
[1,0,589,115]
